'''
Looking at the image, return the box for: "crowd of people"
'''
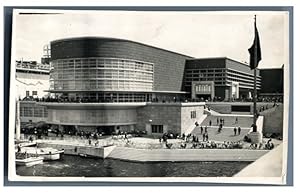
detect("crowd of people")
[20,94,283,104]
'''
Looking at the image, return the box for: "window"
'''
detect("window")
[32,91,38,96]
[191,110,197,119]
[151,125,163,133]
[26,91,30,97]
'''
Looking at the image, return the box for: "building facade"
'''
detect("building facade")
[259,66,284,100]
[49,37,192,102]
[40,37,196,134]
[17,37,278,136]
[16,60,50,100]
[184,57,261,101]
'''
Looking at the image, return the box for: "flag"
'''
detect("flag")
[248,18,262,69]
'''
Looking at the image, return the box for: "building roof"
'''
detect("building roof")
[186,57,252,69]
[51,36,194,59]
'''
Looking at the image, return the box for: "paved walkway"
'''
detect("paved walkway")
[107,147,269,162]
[235,143,283,177]
[191,127,250,142]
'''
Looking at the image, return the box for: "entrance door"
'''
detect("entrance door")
[196,94,211,101]
[96,126,115,135]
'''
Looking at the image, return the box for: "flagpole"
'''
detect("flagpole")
[253,15,257,129]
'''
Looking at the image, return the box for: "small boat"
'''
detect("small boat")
[15,141,37,149]
[78,153,97,158]
[15,152,44,166]
[19,147,64,161]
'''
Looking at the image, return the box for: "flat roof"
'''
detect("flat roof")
[51,36,194,59]
[186,57,253,69]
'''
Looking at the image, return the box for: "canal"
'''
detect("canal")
[16,155,251,177]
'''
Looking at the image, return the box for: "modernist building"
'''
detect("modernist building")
[39,37,202,135]
[184,57,261,101]
[18,37,271,136]
[15,61,49,126]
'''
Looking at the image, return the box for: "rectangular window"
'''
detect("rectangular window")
[32,91,38,96]
[151,125,164,133]
[191,110,197,119]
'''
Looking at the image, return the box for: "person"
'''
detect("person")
[202,133,206,142]
[192,143,197,148]
[180,143,186,149]
[192,135,196,142]
[218,126,222,133]
[251,124,257,132]
[233,127,237,136]
[166,142,172,149]
[238,127,241,135]
[29,135,33,142]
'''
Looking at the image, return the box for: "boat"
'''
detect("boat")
[15,152,44,166]
[18,147,64,161]
[78,153,98,159]
[15,141,37,149]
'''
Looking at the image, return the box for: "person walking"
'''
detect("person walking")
[234,127,237,136]
[238,127,241,135]
[205,132,209,141]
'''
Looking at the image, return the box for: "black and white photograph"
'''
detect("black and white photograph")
[7,8,291,184]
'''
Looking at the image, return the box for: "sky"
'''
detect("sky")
[13,10,289,69]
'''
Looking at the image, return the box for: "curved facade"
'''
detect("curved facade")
[50,57,154,92]
[43,37,195,133]
[50,37,192,93]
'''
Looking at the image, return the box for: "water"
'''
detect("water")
[16,155,251,177]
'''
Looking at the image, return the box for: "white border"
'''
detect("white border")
[8,8,290,185]
[1,2,297,192]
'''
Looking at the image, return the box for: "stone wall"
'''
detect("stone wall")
[136,104,182,135]
[260,104,283,135]
[137,103,205,135]
[181,105,204,134]
[206,102,278,114]
[46,108,137,126]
